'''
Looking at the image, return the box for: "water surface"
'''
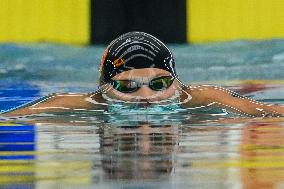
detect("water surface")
[0,41,284,188]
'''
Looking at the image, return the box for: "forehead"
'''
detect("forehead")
[113,68,171,79]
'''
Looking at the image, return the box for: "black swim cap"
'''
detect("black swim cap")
[99,32,177,84]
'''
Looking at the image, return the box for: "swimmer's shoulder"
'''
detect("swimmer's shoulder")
[182,84,233,96]
[180,85,233,106]
[44,91,107,108]
[182,85,284,116]
[2,91,106,116]
[30,91,106,108]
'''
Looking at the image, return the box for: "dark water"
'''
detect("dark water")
[0,41,284,188]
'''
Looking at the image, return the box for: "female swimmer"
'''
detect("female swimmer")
[3,32,284,117]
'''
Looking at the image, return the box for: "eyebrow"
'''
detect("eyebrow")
[128,74,171,80]
[113,73,171,80]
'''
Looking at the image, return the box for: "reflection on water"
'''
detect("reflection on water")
[100,124,178,181]
[1,114,284,189]
[240,122,284,189]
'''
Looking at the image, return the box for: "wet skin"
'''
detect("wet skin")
[2,68,284,117]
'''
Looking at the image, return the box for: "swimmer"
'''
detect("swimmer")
[3,32,284,117]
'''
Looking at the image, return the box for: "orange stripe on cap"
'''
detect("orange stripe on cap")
[113,58,125,68]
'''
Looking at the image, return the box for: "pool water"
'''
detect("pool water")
[0,40,284,189]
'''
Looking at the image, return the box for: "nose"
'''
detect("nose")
[137,85,156,99]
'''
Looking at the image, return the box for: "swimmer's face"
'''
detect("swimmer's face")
[101,68,181,102]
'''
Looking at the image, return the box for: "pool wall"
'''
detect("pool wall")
[1,0,284,44]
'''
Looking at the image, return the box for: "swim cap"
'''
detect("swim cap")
[99,32,177,84]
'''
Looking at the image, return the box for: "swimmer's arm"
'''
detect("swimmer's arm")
[184,86,284,117]
[2,92,106,116]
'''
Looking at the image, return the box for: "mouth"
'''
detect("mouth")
[137,101,152,108]
[137,99,153,108]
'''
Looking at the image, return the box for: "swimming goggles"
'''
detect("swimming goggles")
[110,76,175,93]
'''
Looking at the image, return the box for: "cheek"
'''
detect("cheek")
[101,85,118,98]
[158,88,177,98]
[160,83,180,96]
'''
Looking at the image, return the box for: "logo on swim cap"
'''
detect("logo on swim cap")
[113,58,125,68]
